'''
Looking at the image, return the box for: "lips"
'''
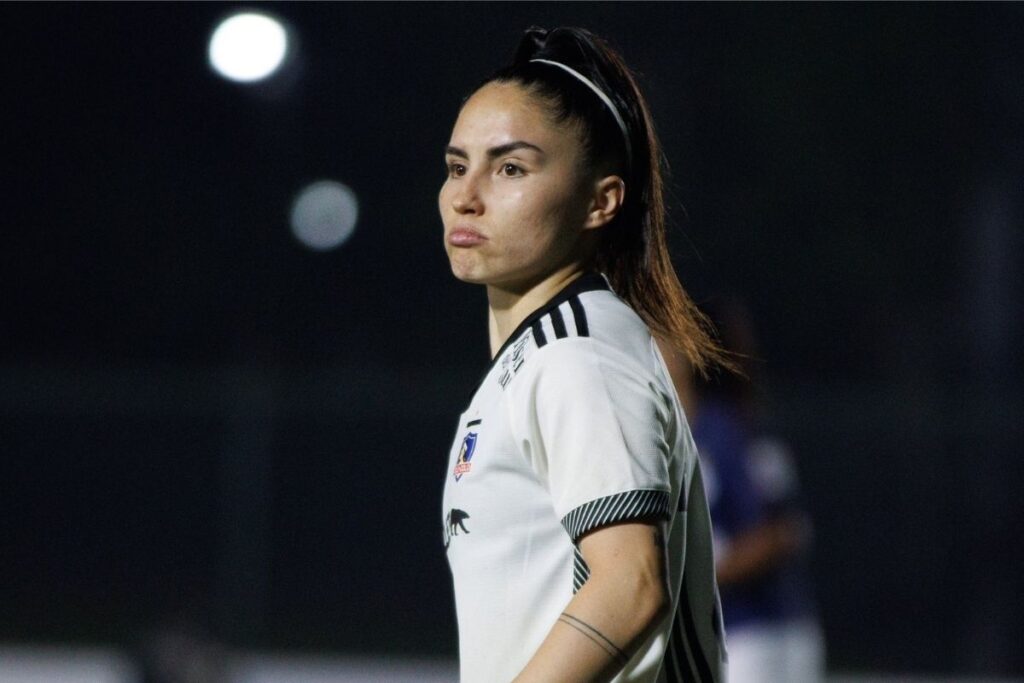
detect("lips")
[448,227,487,247]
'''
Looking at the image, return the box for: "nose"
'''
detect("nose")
[451,174,483,215]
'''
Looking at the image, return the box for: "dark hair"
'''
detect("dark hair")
[476,26,733,377]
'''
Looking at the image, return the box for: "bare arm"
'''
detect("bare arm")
[512,521,671,683]
[716,515,804,586]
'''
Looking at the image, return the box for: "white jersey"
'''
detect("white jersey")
[442,273,726,683]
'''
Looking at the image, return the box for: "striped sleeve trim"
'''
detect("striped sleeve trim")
[561,489,671,542]
[572,545,591,593]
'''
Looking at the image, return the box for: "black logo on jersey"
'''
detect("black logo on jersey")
[443,508,470,549]
[498,335,530,388]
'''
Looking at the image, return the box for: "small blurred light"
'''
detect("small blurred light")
[208,12,288,83]
[290,180,360,252]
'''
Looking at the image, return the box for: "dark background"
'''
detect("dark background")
[3,2,1022,676]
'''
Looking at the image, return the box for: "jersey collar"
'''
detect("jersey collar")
[491,271,611,362]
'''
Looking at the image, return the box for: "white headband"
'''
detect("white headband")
[529,58,633,168]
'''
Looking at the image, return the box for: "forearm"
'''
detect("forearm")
[716,517,802,586]
[513,527,670,682]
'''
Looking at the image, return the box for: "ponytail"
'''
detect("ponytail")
[487,26,735,377]
[597,81,735,378]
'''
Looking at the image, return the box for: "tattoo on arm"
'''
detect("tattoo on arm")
[558,612,629,665]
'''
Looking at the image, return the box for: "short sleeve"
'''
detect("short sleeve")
[508,337,673,542]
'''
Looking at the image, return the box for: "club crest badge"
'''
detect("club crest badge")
[453,432,478,481]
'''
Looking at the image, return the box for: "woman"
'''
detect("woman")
[439,26,731,683]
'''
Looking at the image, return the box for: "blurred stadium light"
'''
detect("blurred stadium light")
[290,180,360,251]
[208,12,289,83]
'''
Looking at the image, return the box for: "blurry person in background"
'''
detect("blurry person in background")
[666,297,826,683]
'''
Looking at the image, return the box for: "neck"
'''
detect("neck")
[486,264,587,357]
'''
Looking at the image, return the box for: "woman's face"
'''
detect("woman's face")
[439,81,595,291]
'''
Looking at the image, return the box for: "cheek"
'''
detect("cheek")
[494,191,549,250]
[438,182,451,218]
[502,185,562,230]
[508,185,583,248]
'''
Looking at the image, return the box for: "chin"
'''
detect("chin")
[452,273,487,285]
[448,261,488,285]
[447,252,491,284]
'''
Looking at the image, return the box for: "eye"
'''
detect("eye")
[447,162,467,177]
[501,162,524,177]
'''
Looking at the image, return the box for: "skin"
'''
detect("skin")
[439,81,625,356]
[516,522,671,683]
[439,81,670,681]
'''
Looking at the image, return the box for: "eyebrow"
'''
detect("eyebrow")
[445,141,545,160]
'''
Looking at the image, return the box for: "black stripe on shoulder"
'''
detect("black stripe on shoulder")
[568,295,589,337]
[549,306,568,339]
[531,319,548,348]
[490,273,605,362]
[561,489,670,542]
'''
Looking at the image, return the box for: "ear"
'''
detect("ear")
[583,175,626,230]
